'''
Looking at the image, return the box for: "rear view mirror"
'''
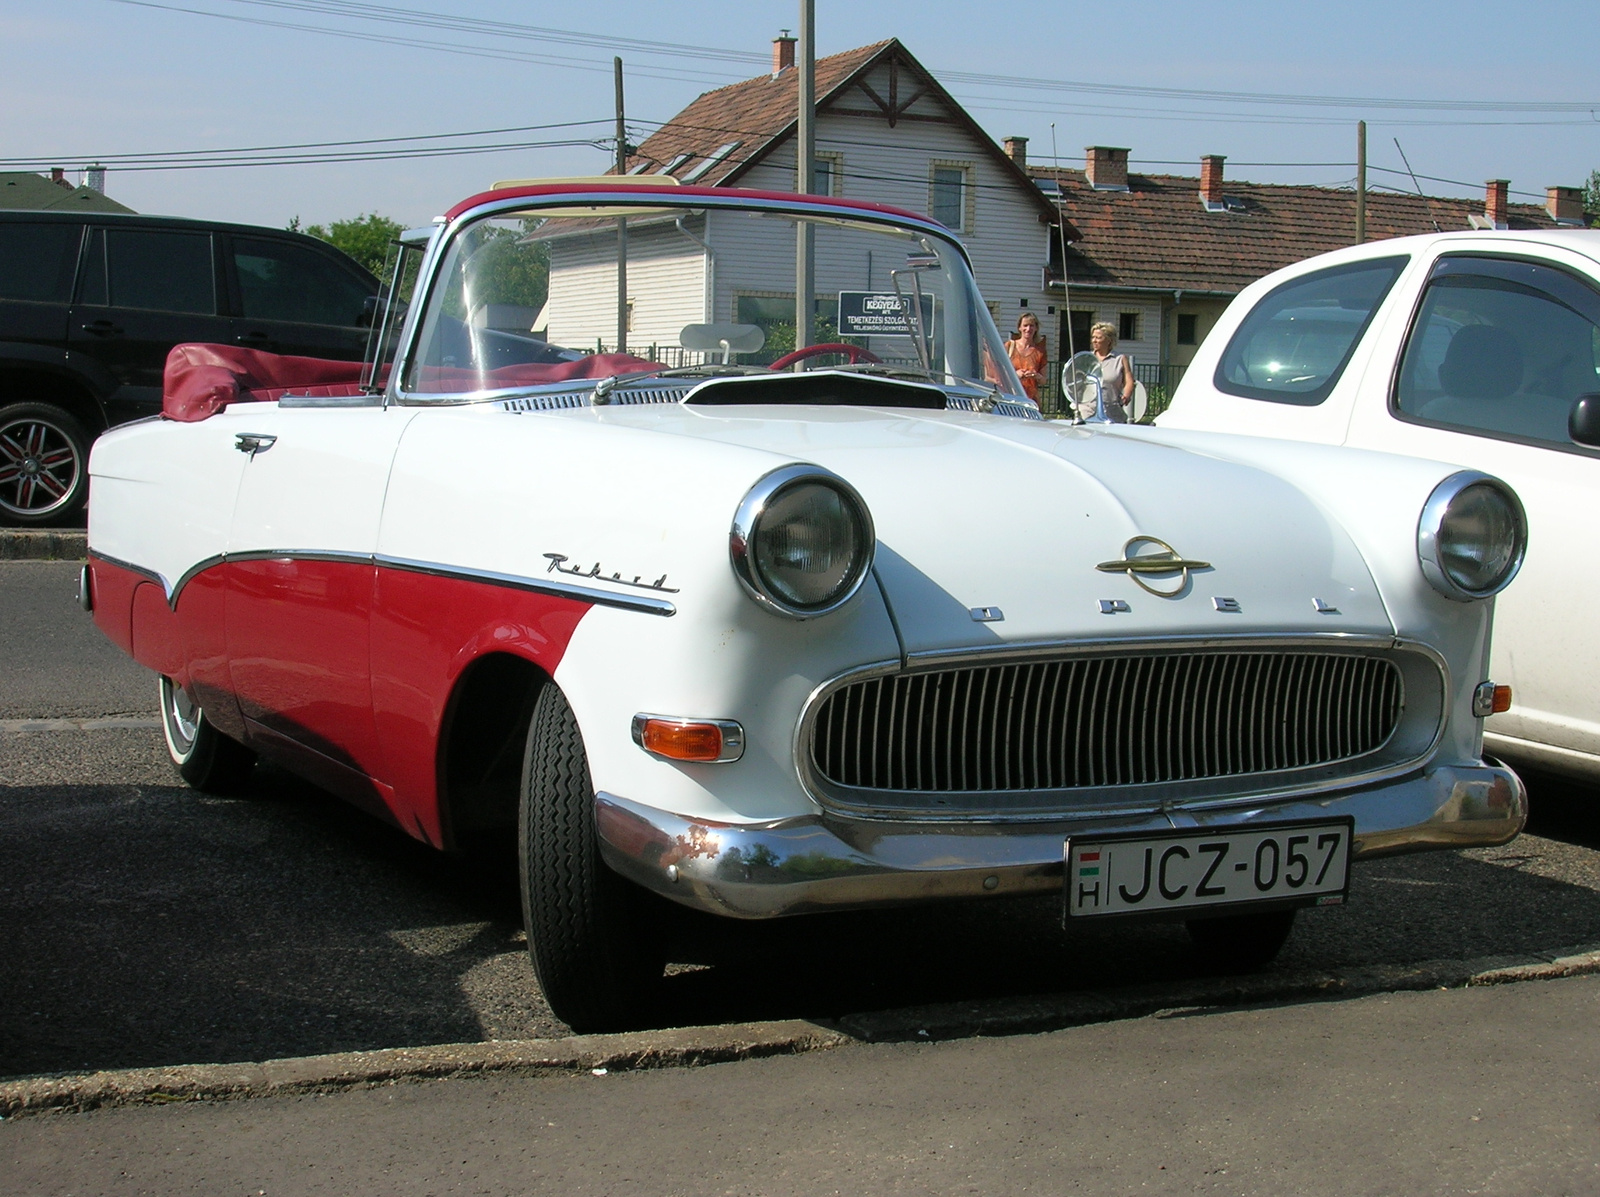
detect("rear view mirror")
[357,294,379,329]
[1570,393,1600,447]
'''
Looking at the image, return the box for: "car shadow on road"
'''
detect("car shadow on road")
[5,759,1600,1078]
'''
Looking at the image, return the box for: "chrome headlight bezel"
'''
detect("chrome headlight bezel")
[730,463,875,619]
[1417,470,1527,602]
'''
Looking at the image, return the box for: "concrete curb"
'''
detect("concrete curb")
[6,946,1600,1117]
[0,530,87,561]
[0,1020,849,1117]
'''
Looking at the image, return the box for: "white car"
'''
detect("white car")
[1161,231,1600,785]
[85,183,1527,1031]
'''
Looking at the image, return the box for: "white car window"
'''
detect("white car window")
[1214,256,1407,406]
[1394,256,1600,449]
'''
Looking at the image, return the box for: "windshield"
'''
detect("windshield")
[400,197,1024,400]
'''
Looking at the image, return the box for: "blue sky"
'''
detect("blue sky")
[6,0,1598,229]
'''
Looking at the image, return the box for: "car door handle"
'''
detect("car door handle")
[235,433,277,458]
[80,320,123,337]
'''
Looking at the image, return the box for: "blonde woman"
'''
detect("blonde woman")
[1081,321,1134,423]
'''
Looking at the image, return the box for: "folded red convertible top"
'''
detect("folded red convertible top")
[160,343,664,421]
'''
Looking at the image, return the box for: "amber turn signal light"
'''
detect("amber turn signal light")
[1472,682,1512,718]
[631,715,745,763]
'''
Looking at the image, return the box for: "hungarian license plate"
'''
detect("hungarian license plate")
[1065,818,1353,919]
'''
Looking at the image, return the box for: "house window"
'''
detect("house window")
[1119,312,1140,342]
[1063,309,1094,357]
[930,165,969,232]
[807,153,843,196]
[1177,313,1198,345]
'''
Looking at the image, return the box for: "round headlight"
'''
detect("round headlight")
[731,464,874,618]
[1417,471,1527,601]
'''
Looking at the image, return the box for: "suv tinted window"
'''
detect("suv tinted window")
[234,236,372,326]
[1395,255,1600,448]
[80,228,215,314]
[0,223,81,303]
[1215,256,1406,406]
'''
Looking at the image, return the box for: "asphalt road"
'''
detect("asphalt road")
[6,561,1600,1080]
[8,976,1600,1195]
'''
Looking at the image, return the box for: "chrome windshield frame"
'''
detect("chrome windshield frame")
[385,189,1015,409]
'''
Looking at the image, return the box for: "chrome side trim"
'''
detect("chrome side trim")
[375,554,676,616]
[87,549,168,595]
[594,761,1525,919]
[101,548,675,616]
[169,549,367,607]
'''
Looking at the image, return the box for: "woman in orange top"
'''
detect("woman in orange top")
[1005,311,1047,402]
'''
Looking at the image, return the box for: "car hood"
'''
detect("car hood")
[585,404,1395,656]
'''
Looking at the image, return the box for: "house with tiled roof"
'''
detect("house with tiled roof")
[1027,147,1581,386]
[540,35,1059,355]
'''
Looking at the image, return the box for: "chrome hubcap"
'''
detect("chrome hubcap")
[165,680,200,750]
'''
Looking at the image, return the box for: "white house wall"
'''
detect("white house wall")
[740,105,1052,341]
[544,221,706,352]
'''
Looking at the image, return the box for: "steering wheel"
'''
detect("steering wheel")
[768,342,882,370]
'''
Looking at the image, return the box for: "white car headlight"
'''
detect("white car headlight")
[731,464,874,618]
[1417,471,1527,601]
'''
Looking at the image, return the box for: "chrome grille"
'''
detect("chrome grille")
[810,650,1404,793]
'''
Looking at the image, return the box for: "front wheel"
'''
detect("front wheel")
[159,676,256,793]
[1187,908,1297,973]
[519,682,664,1033]
[0,402,92,526]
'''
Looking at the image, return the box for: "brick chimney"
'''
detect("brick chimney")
[772,31,796,75]
[1200,154,1226,210]
[1085,146,1129,191]
[1547,185,1585,226]
[1485,179,1509,230]
[49,167,69,189]
[1003,137,1027,169]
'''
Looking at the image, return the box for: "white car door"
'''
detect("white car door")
[224,400,416,800]
[1345,245,1600,773]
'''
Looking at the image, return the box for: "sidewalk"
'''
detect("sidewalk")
[0,530,86,561]
[6,974,1599,1196]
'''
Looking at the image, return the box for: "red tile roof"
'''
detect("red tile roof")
[624,39,1057,220]
[1032,167,1563,295]
[624,42,890,185]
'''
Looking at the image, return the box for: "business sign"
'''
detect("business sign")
[837,291,935,337]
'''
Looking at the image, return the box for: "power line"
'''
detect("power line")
[0,120,614,168]
[108,0,1600,118]
[107,0,750,85]
[0,136,608,172]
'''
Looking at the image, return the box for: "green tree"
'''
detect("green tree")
[302,213,404,280]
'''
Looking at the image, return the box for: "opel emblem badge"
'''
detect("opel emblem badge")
[1095,536,1211,598]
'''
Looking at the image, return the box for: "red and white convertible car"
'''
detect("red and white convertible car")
[85,182,1527,1030]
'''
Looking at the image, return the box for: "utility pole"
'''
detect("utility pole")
[794,0,815,353]
[1355,120,1367,245]
[615,55,628,354]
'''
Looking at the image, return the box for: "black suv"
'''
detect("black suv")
[0,210,380,525]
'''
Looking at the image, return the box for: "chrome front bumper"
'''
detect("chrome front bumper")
[595,762,1525,919]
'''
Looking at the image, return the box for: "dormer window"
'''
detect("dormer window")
[681,142,742,184]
